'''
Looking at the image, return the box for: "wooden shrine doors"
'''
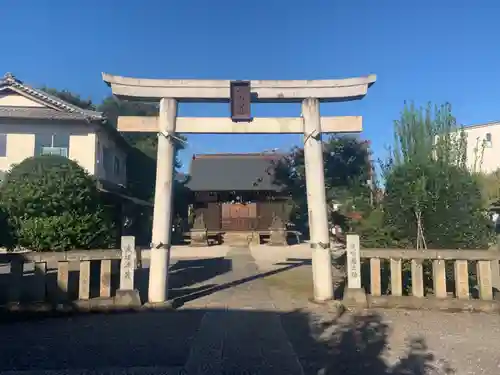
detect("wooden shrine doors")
[221,203,257,231]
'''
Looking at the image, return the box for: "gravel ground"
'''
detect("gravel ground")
[264,265,500,375]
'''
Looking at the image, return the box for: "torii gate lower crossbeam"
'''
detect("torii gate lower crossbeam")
[103,73,377,304]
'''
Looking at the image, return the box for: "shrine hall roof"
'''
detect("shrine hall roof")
[185,153,286,192]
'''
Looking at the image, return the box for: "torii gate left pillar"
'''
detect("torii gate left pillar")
[149,97,177,303]
[103,73,376,304]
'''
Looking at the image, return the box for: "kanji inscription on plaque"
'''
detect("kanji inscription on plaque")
[120,236,136,290]
[346,234,361,289]
[230,80,251,122]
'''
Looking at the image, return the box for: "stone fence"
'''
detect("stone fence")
[0,238,231,314]
[0,236,146,313]
[344,234,500,312]
[3,234,500,314]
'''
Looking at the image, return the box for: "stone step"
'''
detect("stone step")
[223,233,251,246]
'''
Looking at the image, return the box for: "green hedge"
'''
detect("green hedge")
[0,156,116,251]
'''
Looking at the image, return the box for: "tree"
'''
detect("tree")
[0,205,15,249]
[477,169,500,209]
[274,135,372,236]
[97,96,187,202]
[383,103,491,249]
[0,156,115,251]
[40,90,187,203]
[98,96,160,158]
[98,96,190,245]
[40,87,95,110]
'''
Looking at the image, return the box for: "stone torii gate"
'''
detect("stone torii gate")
[102,73,376,304]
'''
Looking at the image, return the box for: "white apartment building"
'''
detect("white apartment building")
[0,72,128,187]
[462,121,500,174]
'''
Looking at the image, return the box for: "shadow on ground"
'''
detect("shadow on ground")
[0,308,454,374]
[169,258,312,307]
[135,257,233,303]
[282,310,454,375]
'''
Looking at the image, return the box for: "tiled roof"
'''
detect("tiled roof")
[0,72,133,152]
[185,153,285,192]
[0,106,92,121]
[0,72,103,121]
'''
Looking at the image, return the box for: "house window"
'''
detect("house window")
[485,133,493,148]
[0,134,6,157]
[113,156,120,176]
[35,134,69,157]
[102,146,113,176]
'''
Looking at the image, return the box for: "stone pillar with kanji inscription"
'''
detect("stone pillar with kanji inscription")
[343,234,367,307]
[115,236,141,308]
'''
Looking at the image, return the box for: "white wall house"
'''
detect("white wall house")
[462,121,500,174]
[0,72,127,187]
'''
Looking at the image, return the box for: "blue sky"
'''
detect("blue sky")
[2,0,500,172]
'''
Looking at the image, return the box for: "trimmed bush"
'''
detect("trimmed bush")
[0,155,115,251]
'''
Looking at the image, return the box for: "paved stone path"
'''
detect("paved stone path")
[0,247,499,374]
[182,247,304,375]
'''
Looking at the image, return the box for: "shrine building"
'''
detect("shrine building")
[184,152,294,245]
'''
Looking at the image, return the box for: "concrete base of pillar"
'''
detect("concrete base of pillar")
[312,247,334,301]
[148,247,169,304]
[250,232,261,245]
[269,229,287,246]
[343,288,368,308]
[190,230,209,246]
[114,289,142,308]
[143,301,175,310]
[309,299,346,317]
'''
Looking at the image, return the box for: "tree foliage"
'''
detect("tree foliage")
[40,87,96,111]
[477,169,500,209]
[0,156,115,251]
[274,136,372,235]
[97,96,186,202]
[97,97,159,158]
[390,102,467,168]
[0,205,15,249]
[40,89,187,203]
[382,103,492,249]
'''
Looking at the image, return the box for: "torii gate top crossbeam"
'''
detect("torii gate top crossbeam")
[102,73,376,103]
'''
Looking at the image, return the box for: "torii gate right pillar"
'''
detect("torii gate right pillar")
[302,98,334,300]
